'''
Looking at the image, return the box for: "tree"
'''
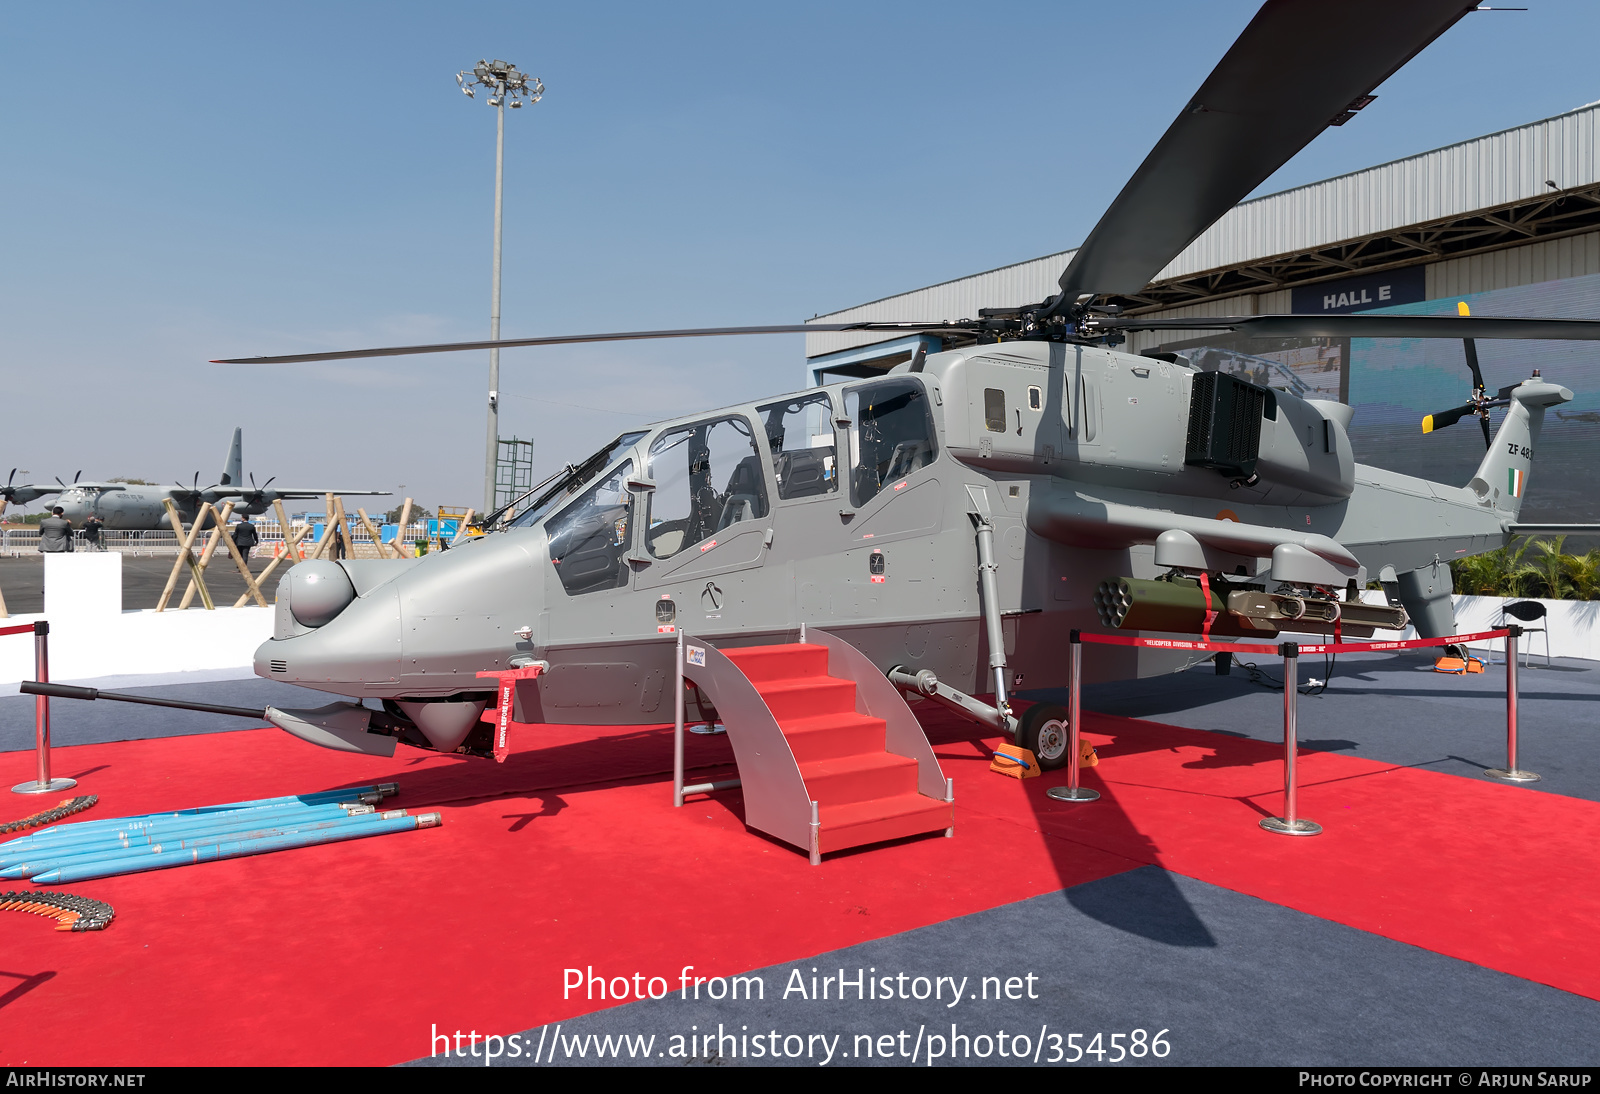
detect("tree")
[1452,537,1538,598]
[386,504,433,524]
[1529,537,1573,600]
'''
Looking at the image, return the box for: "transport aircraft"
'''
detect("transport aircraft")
[8,428,387,530]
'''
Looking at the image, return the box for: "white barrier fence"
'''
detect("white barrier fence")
[1,520,432,558]
[0,553,274,689]
[1450,595,1600,662]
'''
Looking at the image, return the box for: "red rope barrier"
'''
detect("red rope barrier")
[0,623,37,638]
[1294,629,1508,656]
[1077,628,1510,658]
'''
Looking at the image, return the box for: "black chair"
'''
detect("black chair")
[1496,600,1550,667]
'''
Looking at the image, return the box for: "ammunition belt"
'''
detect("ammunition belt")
[0,795,98,835]
[0,890,115,931]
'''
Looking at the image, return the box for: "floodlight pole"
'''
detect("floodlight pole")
[456,59,543,515]
[486,84,505,515]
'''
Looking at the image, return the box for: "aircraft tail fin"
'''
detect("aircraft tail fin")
[221,427,243,487]
[1468,377,1572,519]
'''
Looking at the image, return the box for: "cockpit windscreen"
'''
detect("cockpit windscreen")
[506,431,647,530]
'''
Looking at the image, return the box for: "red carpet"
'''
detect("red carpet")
[1,702,1596,1065]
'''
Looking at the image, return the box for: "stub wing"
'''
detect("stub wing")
[1026,490,1362,586]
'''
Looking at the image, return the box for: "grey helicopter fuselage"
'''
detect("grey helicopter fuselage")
[256,340,1566,750]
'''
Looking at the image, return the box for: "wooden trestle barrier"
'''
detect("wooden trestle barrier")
[157,499,216,612]
[156,499,268,611]
[155,493,420,611]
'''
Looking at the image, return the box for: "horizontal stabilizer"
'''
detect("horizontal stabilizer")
[1508,524,1600,536]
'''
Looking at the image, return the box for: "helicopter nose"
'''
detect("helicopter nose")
[256,533,544,698]
[259,576,403,688]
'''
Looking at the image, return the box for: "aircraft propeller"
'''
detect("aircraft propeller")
[171,472,207,499]
[2,469,63,510]
[236,474,278,505]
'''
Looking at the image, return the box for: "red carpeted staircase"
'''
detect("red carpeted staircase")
[722,643,951,854]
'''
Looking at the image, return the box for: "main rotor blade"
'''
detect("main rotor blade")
[1087,314,1600,341]
[1054,0,1477,302]
[212,322,962,365]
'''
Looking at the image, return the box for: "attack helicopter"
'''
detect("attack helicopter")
[204,0,1600,773]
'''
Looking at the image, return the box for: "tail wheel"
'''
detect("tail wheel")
[1016,703,1071,771]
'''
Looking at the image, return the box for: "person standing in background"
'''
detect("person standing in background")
[83,513,104,551]
[38,507,73,553]
[232,516,259,558]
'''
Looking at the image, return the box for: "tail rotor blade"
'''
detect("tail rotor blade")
[1479,412,1492,449]
[1422,403,1475,433]
[1463,338,1485,394]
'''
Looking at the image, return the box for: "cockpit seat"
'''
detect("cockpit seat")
[774,448,831,499]
[883,440,930,484]
[716,494,760,531]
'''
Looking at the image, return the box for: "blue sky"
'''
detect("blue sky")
[3,1,1598,510]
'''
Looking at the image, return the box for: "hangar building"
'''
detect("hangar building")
[806,103,1600,523]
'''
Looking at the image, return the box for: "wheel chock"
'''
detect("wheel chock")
[990,744,1039,779]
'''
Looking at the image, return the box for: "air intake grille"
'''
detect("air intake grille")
[270,660,288,674]
[1185,372,1270,478]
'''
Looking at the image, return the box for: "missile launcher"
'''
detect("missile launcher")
[1093,576,1408,639]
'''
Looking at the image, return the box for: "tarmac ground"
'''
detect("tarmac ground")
[0,554,284,614]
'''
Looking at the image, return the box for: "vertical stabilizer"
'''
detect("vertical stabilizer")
[1467,378,1572,519]
[221,427,243,487]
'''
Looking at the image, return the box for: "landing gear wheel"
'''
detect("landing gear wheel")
[1016,703,1071,771]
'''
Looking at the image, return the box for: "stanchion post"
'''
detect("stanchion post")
[1486,625,1539,783]
[673,627,686,807]
[1261,641,1319,836]
[14,620,77,796]
[1047,630,1099,804]
[809,800,821,866]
